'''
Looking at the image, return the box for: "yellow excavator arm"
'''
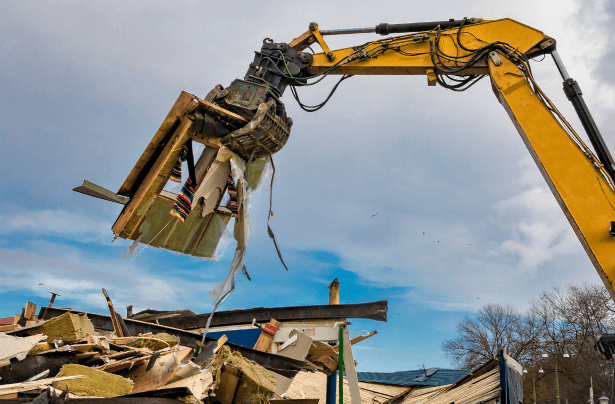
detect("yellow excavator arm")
[285,18,615,298]
[94,18,615,301]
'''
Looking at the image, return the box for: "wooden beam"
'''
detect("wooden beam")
[112,116,194,238]
[253,319,279,352]
[117,92,196,197]
[102,289,123,338]
[24,302,37,320]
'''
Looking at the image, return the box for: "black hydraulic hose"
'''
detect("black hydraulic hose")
[291,75,352,112]
[457,17,478,52]
[429,37,490,73]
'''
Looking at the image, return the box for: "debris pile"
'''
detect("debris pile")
[0,290,389,404]
[1,311,214,402]
[0,287,521,404]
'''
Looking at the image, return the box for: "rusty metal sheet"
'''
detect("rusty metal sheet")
[152,300,388,330]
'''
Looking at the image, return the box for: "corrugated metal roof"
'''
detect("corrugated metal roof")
[357,368,471,387]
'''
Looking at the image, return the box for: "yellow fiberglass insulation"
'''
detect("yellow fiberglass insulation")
[52,364,133,397]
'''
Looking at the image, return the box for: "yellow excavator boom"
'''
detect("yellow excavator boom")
[289,18,615,299]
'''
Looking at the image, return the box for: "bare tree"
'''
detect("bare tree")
[527,284,615,404]
[442,303,540,369]
[442,285,615,402]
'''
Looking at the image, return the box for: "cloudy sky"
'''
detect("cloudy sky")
[1,0,614,371]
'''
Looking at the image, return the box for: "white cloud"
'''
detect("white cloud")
[495,158,579,270]
[0,204,112,244]
[0,245,220,313]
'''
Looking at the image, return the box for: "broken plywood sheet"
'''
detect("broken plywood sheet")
[0,333,47,361]
[123,347,193,393]
[166,361,201,384]
[53,364,133,397]
[26,312,94,344]
[277,330,312,362]
[164,370,214,400]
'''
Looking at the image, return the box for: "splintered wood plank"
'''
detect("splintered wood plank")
[313,356,337,373]
[112,116,195,238]
[118,92,197,198]
[124,347,193,393]
[102,289,124,338]
[333,331,377,352]
[213,335,228,354]
[97,355,150,373]
[308,341,337,358]
[75,352,99,360]
[107,337,170,350]
[24,302,37,320]
[0,376,84,395]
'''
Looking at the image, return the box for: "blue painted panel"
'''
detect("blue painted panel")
[207,329,263,348]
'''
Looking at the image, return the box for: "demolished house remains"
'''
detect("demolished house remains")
[0,285,523,404]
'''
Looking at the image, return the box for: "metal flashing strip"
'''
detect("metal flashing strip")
[73,180,129,205]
